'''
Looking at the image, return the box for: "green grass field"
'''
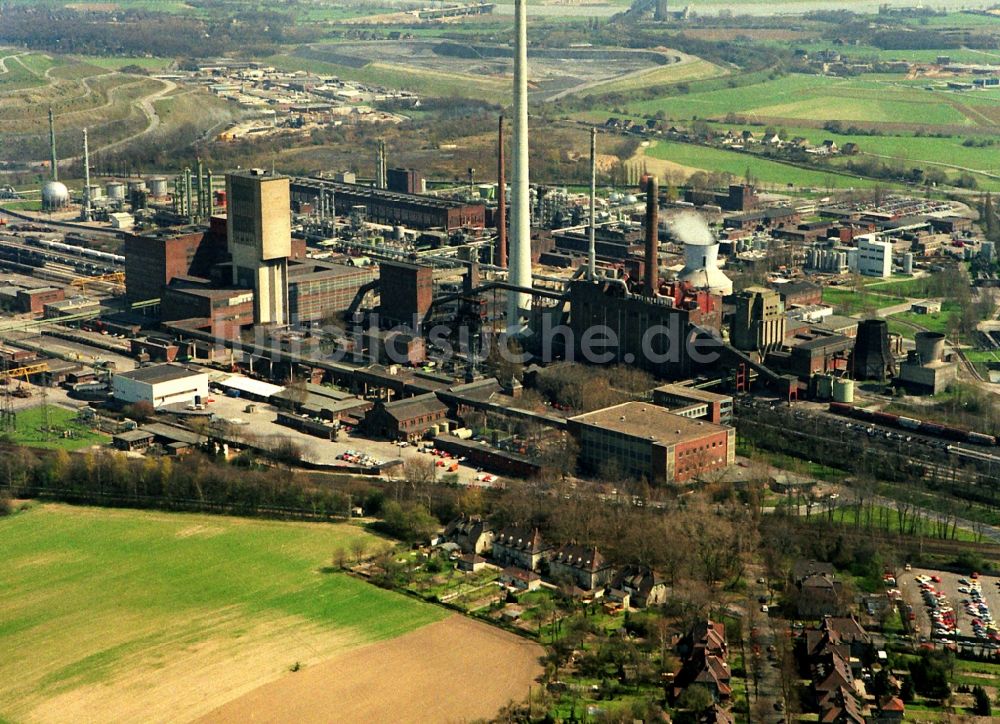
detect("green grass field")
[889,300,962,336]
[3,405,109,451]
[616,72,1000,135]
[822,286,907,315]
[0,504,443,722]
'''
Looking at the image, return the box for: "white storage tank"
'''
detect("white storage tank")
[106,182,125,200]
[147,177,169,198]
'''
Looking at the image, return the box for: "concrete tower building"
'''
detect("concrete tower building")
[226,169,291,325]
[731,286,785,355]
[507,0,532,332]
[654,0,669,21]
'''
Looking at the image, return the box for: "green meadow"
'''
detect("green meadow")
[0,504,443,721]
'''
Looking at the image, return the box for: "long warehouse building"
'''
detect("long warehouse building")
[290,177,485,231]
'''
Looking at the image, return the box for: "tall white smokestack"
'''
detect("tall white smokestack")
[82,128,91,222]
[507,0,532,332]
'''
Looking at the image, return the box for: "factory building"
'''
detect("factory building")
[683,184,757,212]
[387,168,424,195]
[112,364,209,409]
[124,223,228,305]
[161,281,255,338]
[227,170,292,325]
[287,261,376,324]
[379,260,434,327]
[568,401,735,485]
[853,235,893,278]
[290,178,485,231]
[731,286,785,356]
[652,384,734,425]
[567,279,722,379]
[15,287,65,315]
[771,280,822,308]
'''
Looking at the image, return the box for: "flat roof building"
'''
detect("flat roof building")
[112,363,209,409]
[568,401,735,484]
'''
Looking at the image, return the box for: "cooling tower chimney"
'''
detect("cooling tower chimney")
[588,127,597,281]
[507,0,532,331]
[852,319,894,381]
[496,115,507,268]
[644,176,658,295]
[915,331,945,365]
[48,107,58,182]
[654,0,669,21]
[81,128,91,222]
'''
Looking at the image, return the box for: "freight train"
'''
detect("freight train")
[828,402,997,447]
[26,236,124,265]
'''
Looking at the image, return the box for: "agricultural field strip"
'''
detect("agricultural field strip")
[0,504,445,722]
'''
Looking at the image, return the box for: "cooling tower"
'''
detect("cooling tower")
[852,319,894,380]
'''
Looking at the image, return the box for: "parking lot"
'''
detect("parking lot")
[203,395,491,487]
[899,566,1000,646]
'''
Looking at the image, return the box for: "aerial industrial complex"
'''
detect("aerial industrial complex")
[7,0,1000,722]
[0,6,992,487]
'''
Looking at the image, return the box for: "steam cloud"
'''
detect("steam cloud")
[669,212,714,246]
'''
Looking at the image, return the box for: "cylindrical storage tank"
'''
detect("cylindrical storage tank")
[833,378,855,404]
[127,180,147,194]
[816,374,833,400]
[903,252,914,275]
[394,225,405,241]
[147,177,168,198]
[915,331,945,364]
[87,184,103,200]
[106,182,125,200]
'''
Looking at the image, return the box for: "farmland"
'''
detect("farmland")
[643,140,882,189]
[0,504,540,723]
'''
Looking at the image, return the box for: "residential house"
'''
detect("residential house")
[457,553,487,573]
[762,133,783,146]
[673,619,731,704]
[500,566,541,591]
[549,545,614,591]
[443,513,495,555]
[608,564,668,608]
[873,696,905,723]
[492,527,552,571]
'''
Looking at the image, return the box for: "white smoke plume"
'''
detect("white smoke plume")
[669,211,714,246]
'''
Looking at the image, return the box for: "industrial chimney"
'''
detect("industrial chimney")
[588,127,596,281]
[48,107,58,182]
[507,0,532,331]
[644,176,658,295]
[496,115,507,268]
[81,128,91,222]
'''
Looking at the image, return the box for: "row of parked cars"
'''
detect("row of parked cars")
[958,574,1000,643]
[916,574,960,642]
[336,449,385,468]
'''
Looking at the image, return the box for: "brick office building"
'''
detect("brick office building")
[569,401,735,484]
